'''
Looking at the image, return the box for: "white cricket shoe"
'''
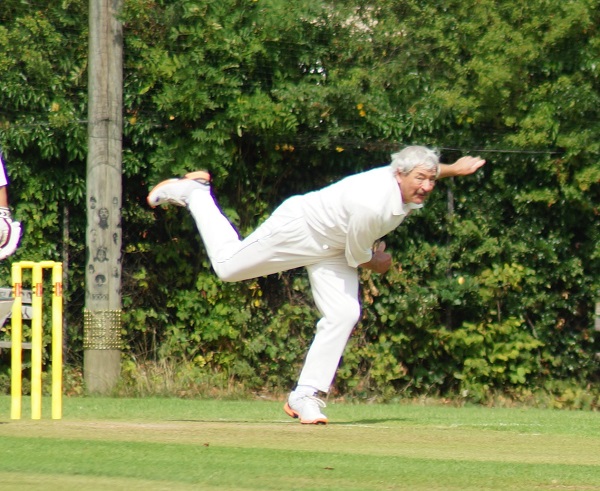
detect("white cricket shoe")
[284,393,328,425]
[147,170,211,208]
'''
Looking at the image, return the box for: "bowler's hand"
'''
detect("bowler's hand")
[438,156,486,178]
[360,241,392,274]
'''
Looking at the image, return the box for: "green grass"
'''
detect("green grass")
[1,396,599,490]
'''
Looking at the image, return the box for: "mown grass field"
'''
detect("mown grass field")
[0,396,599,490]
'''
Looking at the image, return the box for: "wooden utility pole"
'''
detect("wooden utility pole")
[84,0,124,394]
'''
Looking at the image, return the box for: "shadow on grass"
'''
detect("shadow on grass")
[169,417,409,426]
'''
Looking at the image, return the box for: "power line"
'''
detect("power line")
[438,146,563,156]
[0,117,563,157]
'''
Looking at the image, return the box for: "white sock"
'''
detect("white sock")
[293,385,318,397]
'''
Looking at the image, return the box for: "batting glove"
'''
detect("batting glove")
[0,207,22,260]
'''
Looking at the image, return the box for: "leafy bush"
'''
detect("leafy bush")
[0,0,598,402]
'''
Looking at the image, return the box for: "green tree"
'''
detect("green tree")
[0,0,598,400]
[0,0,89,361]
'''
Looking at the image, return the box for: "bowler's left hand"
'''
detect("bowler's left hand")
[360,241,392,274]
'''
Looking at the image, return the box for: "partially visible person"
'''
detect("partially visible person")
[0,153,21,260]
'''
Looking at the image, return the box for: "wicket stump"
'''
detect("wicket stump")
[10,261,63,420]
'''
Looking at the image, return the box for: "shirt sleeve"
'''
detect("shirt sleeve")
[344,205,384,268]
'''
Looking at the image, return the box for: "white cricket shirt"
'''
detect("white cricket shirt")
[299,165,422,268]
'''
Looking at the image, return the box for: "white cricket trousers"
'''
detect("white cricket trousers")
[188,188,361,393]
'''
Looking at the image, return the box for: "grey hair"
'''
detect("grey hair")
[390,146,440,175]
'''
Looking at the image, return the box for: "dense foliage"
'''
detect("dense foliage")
[0,0,598,402]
